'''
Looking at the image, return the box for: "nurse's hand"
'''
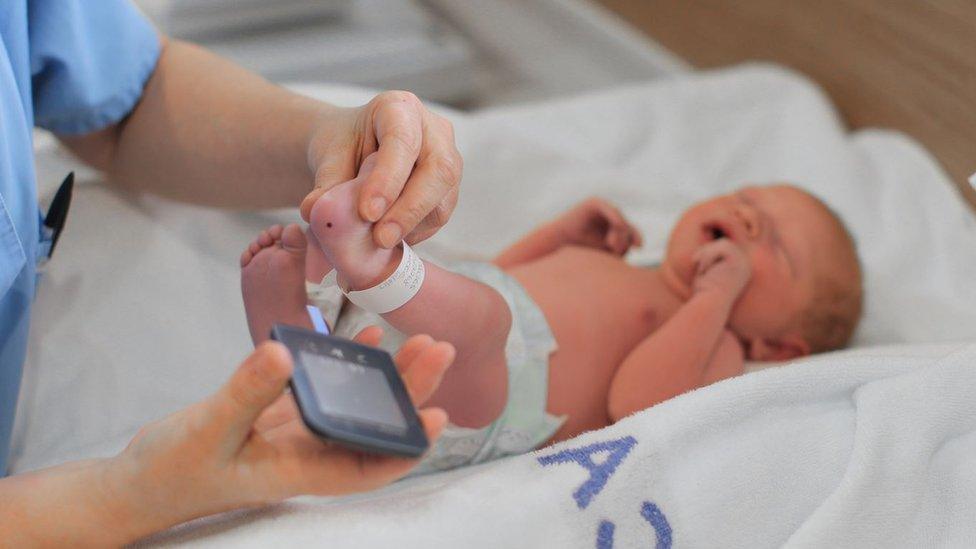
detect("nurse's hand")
[301,91,462,249]
[107,328,454,542]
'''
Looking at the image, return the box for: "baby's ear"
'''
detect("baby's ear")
[745,334,811,361]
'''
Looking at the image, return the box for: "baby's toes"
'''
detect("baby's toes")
[241,238,265,267]
[240,249,254,267]
[279,223,307,254]
[257,228,277,248]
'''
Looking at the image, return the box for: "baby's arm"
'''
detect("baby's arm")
[607,239,748,422]
[494,198,642,268]
[493,219,565,269]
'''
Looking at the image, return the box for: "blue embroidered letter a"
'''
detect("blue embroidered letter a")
[537,436,637,509]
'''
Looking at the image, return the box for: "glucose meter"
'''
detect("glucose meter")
[271,323,429,457]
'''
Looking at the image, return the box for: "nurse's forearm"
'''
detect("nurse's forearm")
[60,38,330,209]
[0,458,149,546]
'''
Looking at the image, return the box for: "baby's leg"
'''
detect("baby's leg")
[309,169,511,428]
[240,224,315,345]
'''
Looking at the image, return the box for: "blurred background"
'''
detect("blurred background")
[131,0,975,196]
[132,0,686,108]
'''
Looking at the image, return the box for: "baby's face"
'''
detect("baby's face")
[663,185,845,352]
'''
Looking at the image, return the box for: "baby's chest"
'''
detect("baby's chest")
[575,280,667,358]
[517,250,672,354]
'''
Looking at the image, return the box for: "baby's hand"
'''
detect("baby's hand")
[554,197,643,255]
[692,239,751,301]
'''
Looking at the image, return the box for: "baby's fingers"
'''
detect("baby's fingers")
[627,222,644,248]
[693,243,727,274]
[591,199,628,229]
[603,226,631,255]
[599,202,641,252]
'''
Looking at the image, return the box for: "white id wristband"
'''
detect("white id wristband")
[343,242,426,314]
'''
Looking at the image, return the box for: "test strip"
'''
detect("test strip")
[306,305,330,335]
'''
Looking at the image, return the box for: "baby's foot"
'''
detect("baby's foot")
[241,224,313,345]
[308,156,398,291]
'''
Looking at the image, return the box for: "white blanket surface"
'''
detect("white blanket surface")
[15,65,976,547]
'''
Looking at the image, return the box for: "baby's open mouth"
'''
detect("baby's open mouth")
[703,222,730,241]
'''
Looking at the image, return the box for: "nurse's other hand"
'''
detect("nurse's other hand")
[301,91,462,249]
[106,327,453,540]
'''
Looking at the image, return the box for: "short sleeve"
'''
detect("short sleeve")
[29,0,161,135]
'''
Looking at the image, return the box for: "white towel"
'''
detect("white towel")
[144,343,976,547]
[17,65,976,546]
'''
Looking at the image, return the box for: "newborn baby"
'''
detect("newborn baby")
[241,157,862,472]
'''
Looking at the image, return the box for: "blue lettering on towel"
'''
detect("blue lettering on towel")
[596,520,615,549]
[641,501,672,549]
[537,436,637,509]
[590,503,672,549]
[537,436,673,548]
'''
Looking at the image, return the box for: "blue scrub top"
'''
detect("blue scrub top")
[0,0,160,474]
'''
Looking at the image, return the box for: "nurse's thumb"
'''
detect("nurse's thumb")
[210,342,294,451]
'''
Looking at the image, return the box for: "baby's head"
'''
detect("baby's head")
[662,184,862,361]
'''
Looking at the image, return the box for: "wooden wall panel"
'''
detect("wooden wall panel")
[596,0,976,210]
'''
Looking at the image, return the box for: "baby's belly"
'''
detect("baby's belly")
[507,247,663,442]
